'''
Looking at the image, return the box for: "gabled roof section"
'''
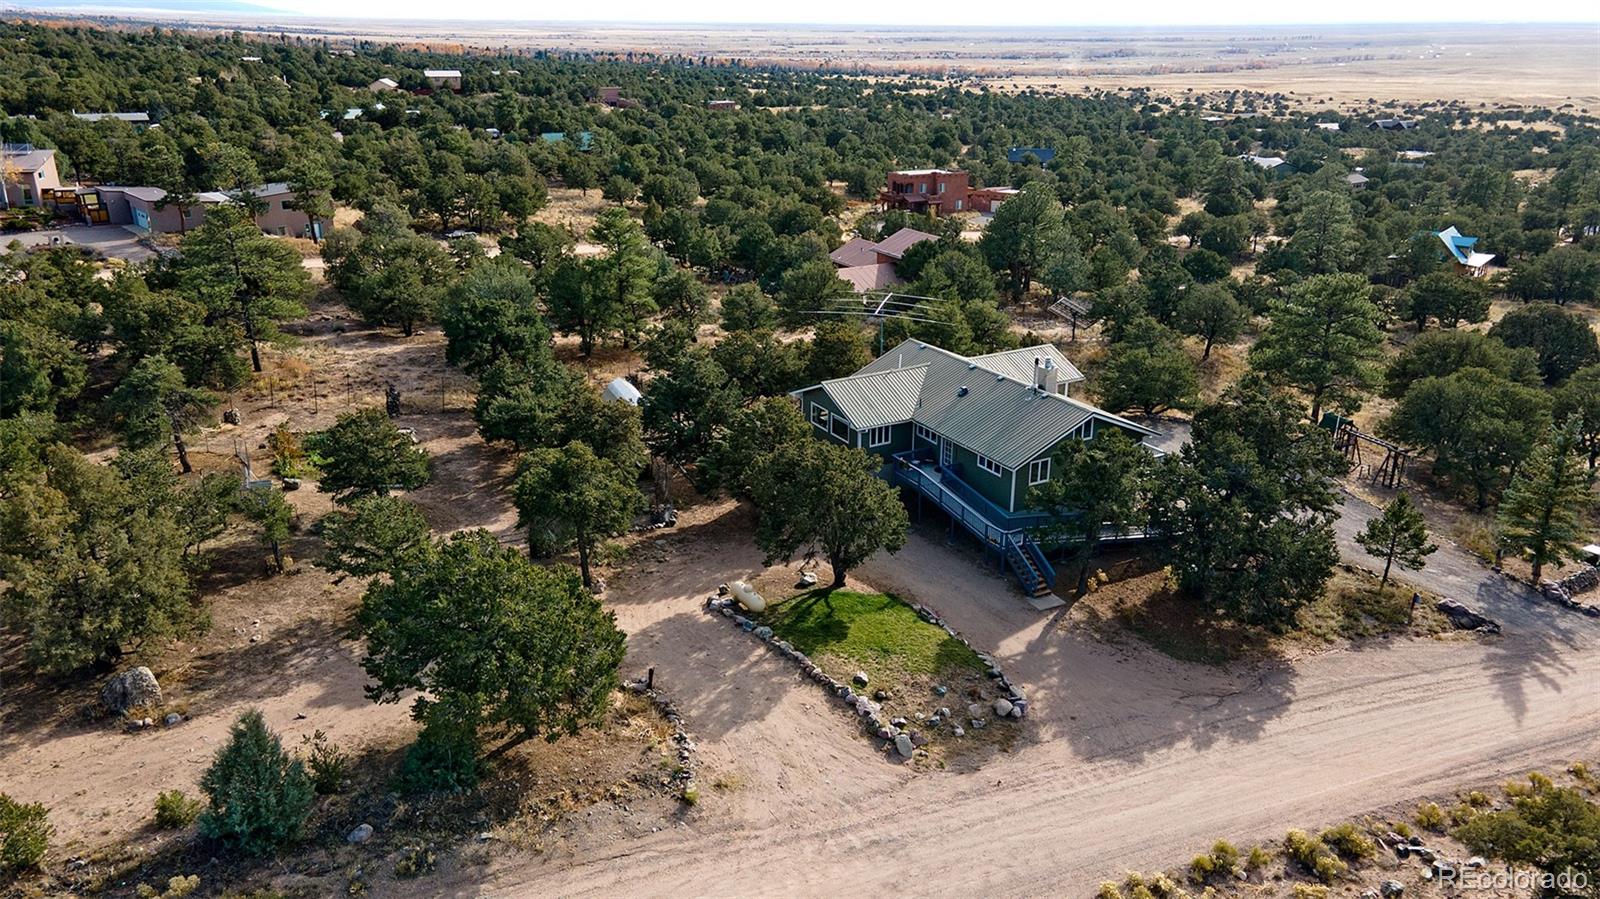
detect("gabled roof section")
[836,262,902,293]
[1434,226,1482,265]
[829,236,880,267]
[820,365,928,429]
[873,227,937,260]
[843,339,1156,469]
[969,345,1086,386]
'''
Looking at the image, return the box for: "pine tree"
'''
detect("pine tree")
[198,710,314,855]
[1354,493,1437,589]
[1498,417,1597,582]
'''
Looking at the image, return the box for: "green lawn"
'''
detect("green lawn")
[759,589,985,684]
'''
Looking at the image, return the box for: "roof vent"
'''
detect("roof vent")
[957,386,969,397]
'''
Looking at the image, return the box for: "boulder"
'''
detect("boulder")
[100,667,161,714]
[851,671,870,687]
[993,698,1014,717]
[967,702,985,718]
[797,571,818,587]
[163,712,183,727]
[1380,880,1403,898]
[951,726,965,737]
[1435,599,1500,633]
[932,684,949,697]
[347,823,374,844]
[909,732,928,747]
[280,477,301,491]
[894,733,915,758]
[753,625,773,640]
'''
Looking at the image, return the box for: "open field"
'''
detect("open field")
[7,14,1597,107]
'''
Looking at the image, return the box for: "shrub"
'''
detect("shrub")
[267,424,307,479]
[398,717,480,794]
[299,730,349,795]
[393,845,436,878]
[1318,822,1375,859]
[1148,873,1181,897]
[1098,883,1125,899]
[1245,845,1272,871]
[1188,853,1217,881]
[1284,829,1346,884]
[0,793,51,874]
[198,710,315,855]
[1414,801,1447,830]
[1466,790,1492,808]
[1456,773,1600,882]
[154,790,203,829]
[1291,886,1329,899]
[136,875,200,898]
[1209,840,1239,869]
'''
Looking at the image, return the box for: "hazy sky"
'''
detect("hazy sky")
[71,0,1600,25]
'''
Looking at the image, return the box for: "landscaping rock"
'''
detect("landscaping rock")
[100,666,161,714]
[909,732,928,747]
[951,726,965,737]
[894,733,914,758]
[347,823,374,844]
[992,698,1014,717]
[1435,598,1501,633]
[876,726,896,740]
[753,625,773,640]
[873,690,889,701]
[163,712,183,727]
[890,716,908,728]
[851,671,870,687]
[932,684,948,696]
[797,571,818,587]
[1380,880,1403,898]
[967,702,985,718]
[970,718,986,729]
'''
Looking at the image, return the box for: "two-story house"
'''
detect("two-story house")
[792,339,1158,600]
[879,169,970,215]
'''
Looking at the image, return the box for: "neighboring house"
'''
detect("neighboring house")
[706,99,739,111]
[369,77,400,92]
[828,229,938,291]
[79,182,330,237]
[1315,122,1342,132]
[72,111,152,130]
[0,145,62,208]
[424,69,462,91]
[1433,226,1495,276]
[968,186,1020,213]
[1006,146,1056,165]
[1370,118,1418,131]
[791,339,1155,598]
[597,86,640,109]
[1240,154,1295,176]
[1346,172,1370,190]
[880,169,970,215]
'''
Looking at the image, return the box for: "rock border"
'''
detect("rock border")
[704,585,1027,760]
[1536,565,1600,617]
[623,679,699,799]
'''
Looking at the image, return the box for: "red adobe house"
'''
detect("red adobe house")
[880,169,970,215]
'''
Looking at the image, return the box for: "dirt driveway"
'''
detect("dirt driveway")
[413,517,1600,897]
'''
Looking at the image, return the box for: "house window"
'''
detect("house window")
[867,425,892,448]
[810,403,829,429]
[1028,458,1051,485]
[937,182,946,194]
[976,455,1002,477]
[915,424,937,443]
[830,416,850,441]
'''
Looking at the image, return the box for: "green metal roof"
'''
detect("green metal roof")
[819,339,1155,470]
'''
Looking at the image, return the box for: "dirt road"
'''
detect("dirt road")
[419,507,1600,897]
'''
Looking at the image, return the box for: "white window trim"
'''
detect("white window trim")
[867,425,892,448]
[830,416,850,442]
[1028,458,1051,485]
[810,403,829,430]
[915,424,937,443]
[976,454,1002,477]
